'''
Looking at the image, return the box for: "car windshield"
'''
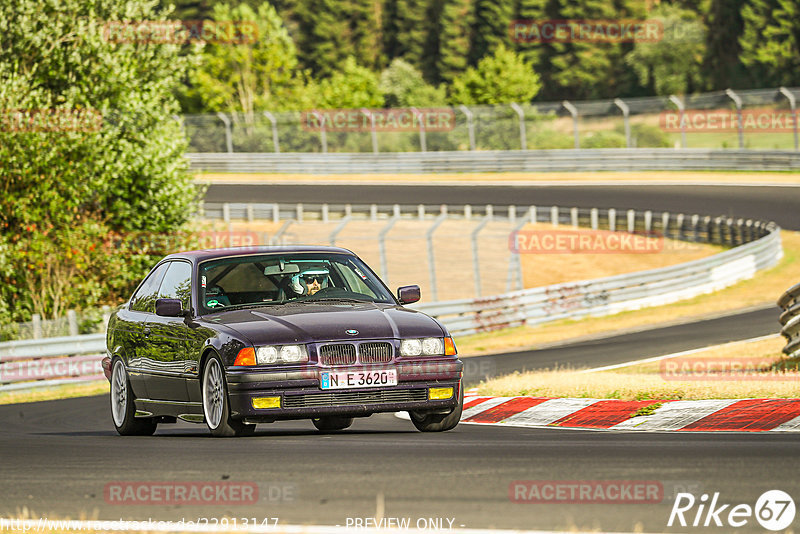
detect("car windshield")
[198,253,395,312]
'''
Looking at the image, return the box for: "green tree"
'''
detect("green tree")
[0,0,197,319]
[188,2,314,113]
[382,0,429,69]
[625,4,706,95]
[739,0,800,87]
[429,0,474,84]
[468,0,514,65]
[318,57,385,108]
[450,44,540,104]
[379,59,447,106]
[702,0,750,89]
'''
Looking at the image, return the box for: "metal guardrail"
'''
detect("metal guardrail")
[414,223,782,336]
[188,149,800,173]
[778,283,800,358]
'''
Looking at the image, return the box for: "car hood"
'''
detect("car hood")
[202,302,446,346]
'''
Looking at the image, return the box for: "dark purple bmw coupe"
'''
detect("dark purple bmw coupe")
[102,246,463,437]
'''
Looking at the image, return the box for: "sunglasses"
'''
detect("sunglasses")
[303,275,325,283]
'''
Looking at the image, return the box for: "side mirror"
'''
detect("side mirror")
[397,285,420,305]
[155,298,184,317]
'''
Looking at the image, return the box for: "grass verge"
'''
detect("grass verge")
[0,380,108,406]
[456,230,800,357]
[474,335,800,400]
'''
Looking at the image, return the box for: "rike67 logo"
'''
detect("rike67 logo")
[668,490,795,531]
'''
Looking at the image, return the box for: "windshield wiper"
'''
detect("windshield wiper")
[215,301,286,311]
[302,297,371,304]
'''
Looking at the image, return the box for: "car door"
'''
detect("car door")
[124,261,170,400]
[142,260,193,402]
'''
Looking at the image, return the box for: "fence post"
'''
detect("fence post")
[360,108,379,154]
[32,314,42,340]
[67,310,78,337]
[417,204,425,221]
[321,204,329,223]
[471,216,491,297]
[562,100,580,149]
[426,213,448,302]
[263,111,280,153]
[550,206,559,226]
[222,203,230,223]
[669,95,686,148]
[329,216,351,246]
[590,208,598,230]
[676,213,685,239]
[345,204,352,218]
[509,205,516,225]
[296,203,304,223]
[272,203,280,224]
[726,88,744,148]
[779,87,798,151]
[459,105,476,151]
[393,204,401,218]
[508,216,529,292]
[378,216,400,283]
[464,204,472,220]
[411,107,426,152]
[371,204,378,221]
[510,103,527,150]
[608,209,616,231]
[246,204,254,222]
[570,207,579,227]
[486,204,493,221]
[614,98,631,148]
[644,210,652,232]
[627,209,635,233]
[661,212,670,237]
[312,111,328,153]
[216,112,233,153]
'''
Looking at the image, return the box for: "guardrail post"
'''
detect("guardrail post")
[550,206,559,226]
[614,98,631,147]
[690,214,700,241]
[509,205,516,225]
[246,204,255,222]
[669,95,686,148]
[508,216,529,291]
[676,213,685,239]
[32,315,42,339]
[627,209,635,233]
[359,108,379,153]
[703,216,712,242]
[644,210,652,232]
[736,218,745,245]
[486,204,493,221]
[320,204,328,224]
[216,112,233,153]
[570,207,579,227]
[272,203,280,223]
[393,204,401,218]
[411,107,426,152]
[329,216,351,246]
[263,111,280,153]
[529,206,537,224]
[464,205,472,220]
[726,218,735,245]
[590,208,598,230]
[379,216,399,283]
[779,87,798,151]
[661,212,670,237]
[417,205,425,221]
[608,209,616,232]
[510,103,527,150]
[459,105,476,151]
[296,203,304,223]
[344,204,352,218]
[726,88,744,148]
[222,203,230,223]
[471,216,491,297]
[426,213,448,301]
[562,101,580,149]
[371,204,378,221]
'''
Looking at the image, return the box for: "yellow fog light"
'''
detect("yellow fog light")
[429,387,453,400]
[252,396,281,409]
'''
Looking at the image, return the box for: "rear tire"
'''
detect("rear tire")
[312,416,354,432]
[202,356,255,437]
[110,359,157,436]
[410,382,463,432]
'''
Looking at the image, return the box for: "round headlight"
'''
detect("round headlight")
[400,339,423,356]
[256,346,278,364]
[422,337,443,355]
[280,345,305,362]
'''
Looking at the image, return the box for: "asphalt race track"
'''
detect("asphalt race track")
[0,306,792,533]
[204,183,800,230]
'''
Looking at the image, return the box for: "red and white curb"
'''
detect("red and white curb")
[457,393,800,432]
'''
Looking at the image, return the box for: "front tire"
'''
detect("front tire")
[410,382,463,432]
[312,416,354,432]
[110,359,157,436]
[202,356,255,437]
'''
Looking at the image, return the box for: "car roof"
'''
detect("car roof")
[164,245,356,263]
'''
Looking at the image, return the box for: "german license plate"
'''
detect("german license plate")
[320,369,397,390]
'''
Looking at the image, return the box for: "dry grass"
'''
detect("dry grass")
[0,380,108,406]
[197,170,800,185]
[475,336,800,400]
[456,230,800,357]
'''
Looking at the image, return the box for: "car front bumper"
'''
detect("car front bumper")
[226,359,463,423]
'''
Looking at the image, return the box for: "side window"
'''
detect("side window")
[130,262,170,313]
[158,261,192,309]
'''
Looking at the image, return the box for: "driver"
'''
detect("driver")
[290,268,330,296]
